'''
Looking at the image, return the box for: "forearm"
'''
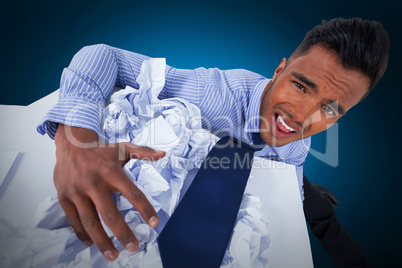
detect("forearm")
[63,44,154,99]
[309,218,371,267]
[37,44,151,138]
[303,176,371,267]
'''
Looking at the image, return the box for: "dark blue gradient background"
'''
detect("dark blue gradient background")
[1,0,400,266]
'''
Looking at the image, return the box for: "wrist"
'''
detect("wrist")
[55,124,99,148]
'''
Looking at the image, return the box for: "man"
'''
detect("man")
[38,17,389,264]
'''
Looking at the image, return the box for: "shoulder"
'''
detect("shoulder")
[197,68,266,91]
[222,69,266,91]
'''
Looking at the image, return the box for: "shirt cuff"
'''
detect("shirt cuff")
[37,97,104,139]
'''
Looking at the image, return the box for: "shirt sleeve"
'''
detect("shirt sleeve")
[38,43,264,141]
[160,67,266,139]
[37,44,173,139]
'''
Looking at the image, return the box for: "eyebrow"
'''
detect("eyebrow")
[291,71,346,116]
[291,72,317,91]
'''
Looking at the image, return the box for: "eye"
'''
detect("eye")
[322,105,335,116]
[293,81,305,92]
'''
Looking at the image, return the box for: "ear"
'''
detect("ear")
[272,58,287,80]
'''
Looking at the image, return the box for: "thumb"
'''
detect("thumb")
[121,142,166,162]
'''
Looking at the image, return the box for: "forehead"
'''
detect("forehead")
[285,46,370,112]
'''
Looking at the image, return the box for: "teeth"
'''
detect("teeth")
[278,116,295,132]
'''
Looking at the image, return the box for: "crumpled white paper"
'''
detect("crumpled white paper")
[0,58,270,268]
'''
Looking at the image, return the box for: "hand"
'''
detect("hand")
[53,124,166,261]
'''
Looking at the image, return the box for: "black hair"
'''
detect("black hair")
[289,17,390,92]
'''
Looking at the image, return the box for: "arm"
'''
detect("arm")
[38,44,154,138]
[303,175,371,267]
[40,44,265,261]
[38,44,167,261]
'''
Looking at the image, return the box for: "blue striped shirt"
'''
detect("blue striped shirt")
[37,44,311,200]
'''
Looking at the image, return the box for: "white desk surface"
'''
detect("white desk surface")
[0,90,313,267]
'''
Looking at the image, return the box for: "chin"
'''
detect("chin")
[260,133,290,147]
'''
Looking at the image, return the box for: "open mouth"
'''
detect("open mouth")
[277,114,296,133]
[271,112,298,139]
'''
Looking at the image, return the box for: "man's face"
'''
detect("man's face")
[259,45,371,147]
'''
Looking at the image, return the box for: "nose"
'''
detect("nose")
[289,99,322,131]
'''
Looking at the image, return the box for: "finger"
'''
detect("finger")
[122,142,166,161]
[75,197,118,261]
[113,169,159,228]
[91,191,139,253]
[59,197,93,247]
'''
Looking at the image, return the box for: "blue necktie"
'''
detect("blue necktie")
[157,136,258,268]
